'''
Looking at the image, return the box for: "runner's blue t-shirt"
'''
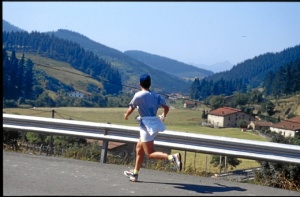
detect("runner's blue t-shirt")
[129,90,167,117]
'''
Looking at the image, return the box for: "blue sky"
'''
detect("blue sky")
[3,1,300,71]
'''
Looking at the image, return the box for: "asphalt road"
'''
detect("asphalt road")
[3,151,299,196]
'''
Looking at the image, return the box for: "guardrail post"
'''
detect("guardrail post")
[219,155,222,174]
[225,156,227,173]
[49,109,55,155]
[100,129,108,163]
[184,151,187,171]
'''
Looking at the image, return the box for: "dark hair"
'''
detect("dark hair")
[140,74,151,89]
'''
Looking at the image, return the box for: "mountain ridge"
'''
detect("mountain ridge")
[47,29,192,94]
[3,19,300,96]
[124,50,213,80]
[2,20,192,94]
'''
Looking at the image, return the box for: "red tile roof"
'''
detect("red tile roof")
[287,116,300,123]
[271,116,300,131]
[252,120,273,127]
[208,107,241,116]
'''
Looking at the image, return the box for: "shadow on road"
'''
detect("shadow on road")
[138,181,247,194]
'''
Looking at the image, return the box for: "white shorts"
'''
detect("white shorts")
[137,116,165,142]
[139,125,158,142]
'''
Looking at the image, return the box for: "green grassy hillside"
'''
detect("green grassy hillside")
[13,52,103,94]
[271,95,300,119]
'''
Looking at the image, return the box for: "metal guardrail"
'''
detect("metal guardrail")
[3,113,300,165]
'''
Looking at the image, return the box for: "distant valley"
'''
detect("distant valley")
[189,61,233,73]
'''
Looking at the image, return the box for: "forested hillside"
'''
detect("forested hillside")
[190,45,300,100]
[3,31,122,95]
[47,29,191,94]
[124,50,213,80]
[205,44,300,88]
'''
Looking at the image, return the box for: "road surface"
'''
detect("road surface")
[3,151,299,196]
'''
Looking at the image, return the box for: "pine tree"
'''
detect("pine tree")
[23,58,34,99]
[16,54,25,99]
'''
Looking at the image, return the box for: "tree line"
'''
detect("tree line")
[204,45,300,89]
[190,58,300,101]
[3,49,35,101]
[263,59,300,96]
[3,31,122,95]
[2,48,133,108]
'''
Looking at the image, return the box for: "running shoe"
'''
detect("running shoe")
[171,153,182,171]
[124,169,138,182]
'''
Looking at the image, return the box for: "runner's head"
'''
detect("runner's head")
[140,74,151,89]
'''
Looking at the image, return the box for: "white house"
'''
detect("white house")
[269,116,300,137]
[207,107,255,128]
[68,91,87,99]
